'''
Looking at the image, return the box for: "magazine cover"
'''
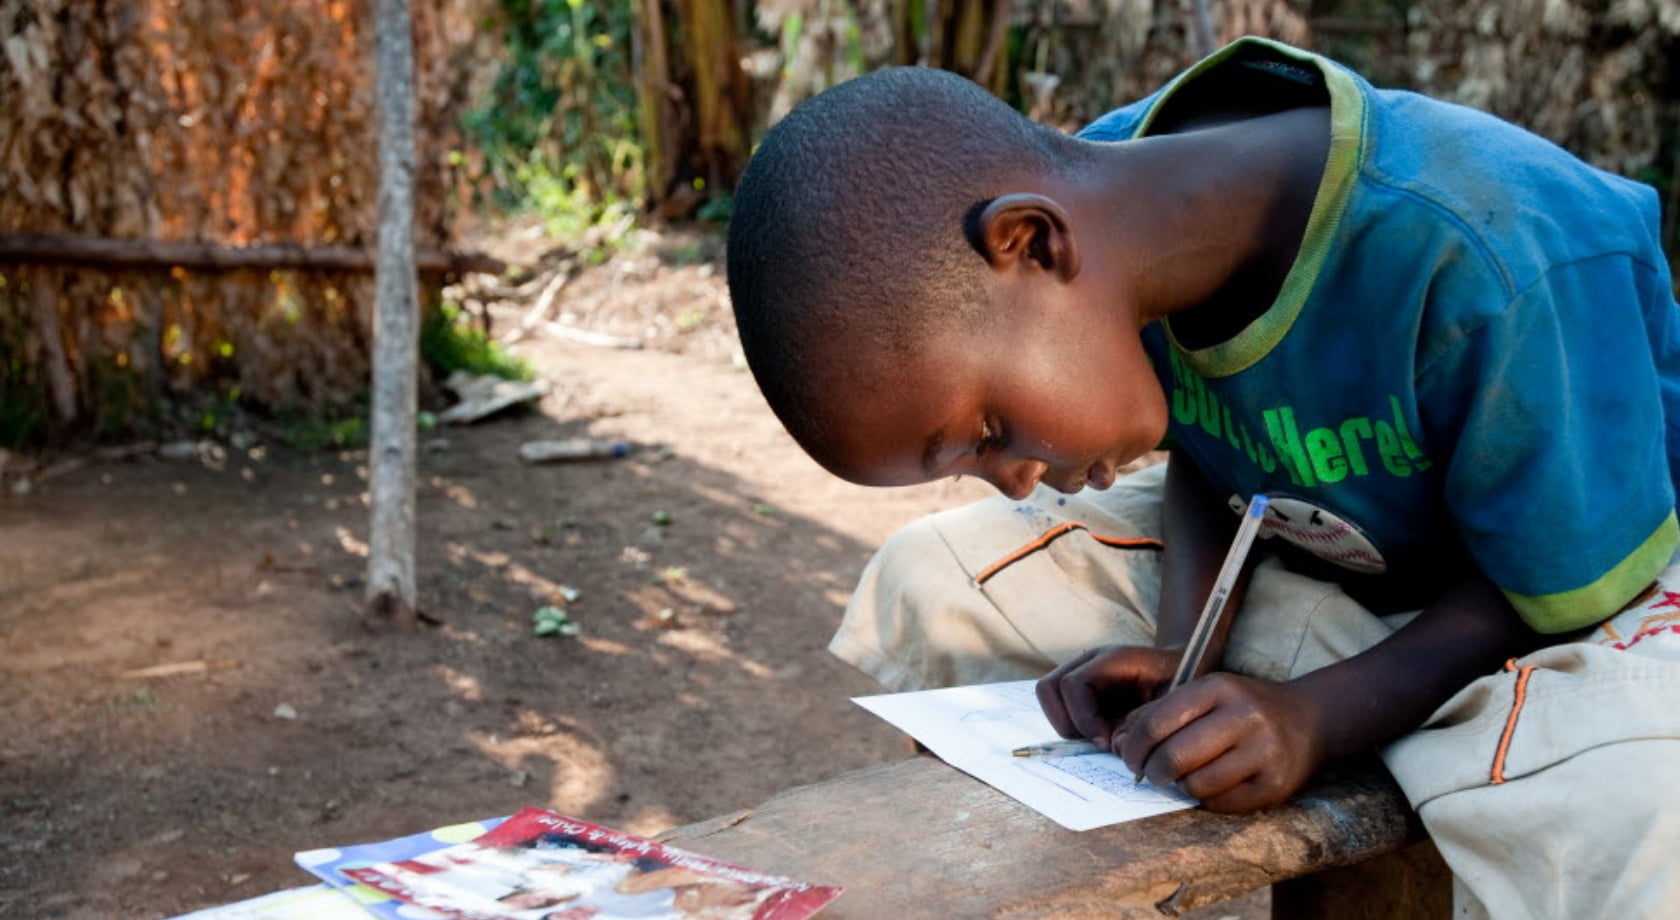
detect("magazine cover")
[341,807,843,920]
[294,816,509,919]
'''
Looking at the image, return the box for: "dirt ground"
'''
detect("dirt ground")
[0,223,1260,920]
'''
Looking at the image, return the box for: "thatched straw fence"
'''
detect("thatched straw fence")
[1023,0,1680,273]
[5,0,1678,445]
[1403,0,1680,256]
[0,0,500,442]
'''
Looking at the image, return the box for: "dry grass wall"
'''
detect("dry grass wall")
[6,0,1679,444]
[0,0,498,442]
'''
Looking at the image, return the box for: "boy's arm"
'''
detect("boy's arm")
[1158,450,1250,660]
[1118,577,1547,813]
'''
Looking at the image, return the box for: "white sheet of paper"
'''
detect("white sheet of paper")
[853,680,1195,831]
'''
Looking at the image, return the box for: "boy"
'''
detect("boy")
[726,37,1680,919]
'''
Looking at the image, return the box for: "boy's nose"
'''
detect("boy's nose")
[987,457,1048,500]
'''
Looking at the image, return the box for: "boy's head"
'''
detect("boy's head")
[728,67,1169,498]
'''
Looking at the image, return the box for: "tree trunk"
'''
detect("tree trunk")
[679,0,751,192]
[366,0,420,629]
[891,0,1013,93]
[632,0,677,216]
[634,0,751,218]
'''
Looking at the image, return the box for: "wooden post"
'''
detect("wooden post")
[26,268,78,424]
[366,0,419,628]
[1191,0,1216,58]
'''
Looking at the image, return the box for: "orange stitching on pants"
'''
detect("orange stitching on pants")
[1490,658,1539,785]
[972,523,1162,586]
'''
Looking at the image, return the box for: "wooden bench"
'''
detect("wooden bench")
[659,754,1449,919]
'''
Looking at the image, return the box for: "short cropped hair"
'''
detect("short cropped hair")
[727,66,1072,463]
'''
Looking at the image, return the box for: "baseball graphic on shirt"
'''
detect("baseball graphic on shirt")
[1229,493,1387,574]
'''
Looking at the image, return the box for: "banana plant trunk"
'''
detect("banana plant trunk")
[632,0,752,219]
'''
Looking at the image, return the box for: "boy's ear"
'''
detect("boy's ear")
[971,193,1081,282]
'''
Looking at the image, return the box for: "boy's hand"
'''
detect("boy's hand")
[1035,644,1181,748]
[1117,673,1325,813]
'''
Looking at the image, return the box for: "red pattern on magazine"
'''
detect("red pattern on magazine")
[342,807,841,920]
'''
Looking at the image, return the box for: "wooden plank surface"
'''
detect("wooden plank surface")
[659,754,1426,920]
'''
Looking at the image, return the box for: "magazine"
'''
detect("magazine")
[340,807,842,920]
[294,816,509,919]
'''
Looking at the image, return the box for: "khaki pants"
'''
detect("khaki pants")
[833,464,1680,920]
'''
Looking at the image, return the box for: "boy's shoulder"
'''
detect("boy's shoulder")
[1360,88,1657,232]
[1080,38,1659,250]
[1356,87,1665,308]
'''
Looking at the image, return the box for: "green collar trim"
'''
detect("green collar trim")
[1135,38,1368,378]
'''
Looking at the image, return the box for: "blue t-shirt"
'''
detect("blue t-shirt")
[1080,38,1680,632]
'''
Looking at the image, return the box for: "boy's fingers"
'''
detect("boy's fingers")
[1058,655,1125,743]
[1134,717,1233,789]
[1169,735,1263,802]
[1119,682,1221,781]
[1197,767,1296,814]
[1036,648,1102,738]
[1034,675,1076,738]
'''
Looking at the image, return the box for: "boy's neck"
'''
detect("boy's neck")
[1084,105,1331,344]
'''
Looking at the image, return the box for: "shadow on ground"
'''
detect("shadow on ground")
[0,333,995,919]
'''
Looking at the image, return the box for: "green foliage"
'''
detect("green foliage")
[515,159,639,249]
[0,369,48,449]
[695,191,733,224]
[275,413,368,452]
[195,389,241,438]
[466,0,643,229]
[262,295,530,453]
[0,274,47,448]
[420,301,535,382]
[532,604,580,637]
